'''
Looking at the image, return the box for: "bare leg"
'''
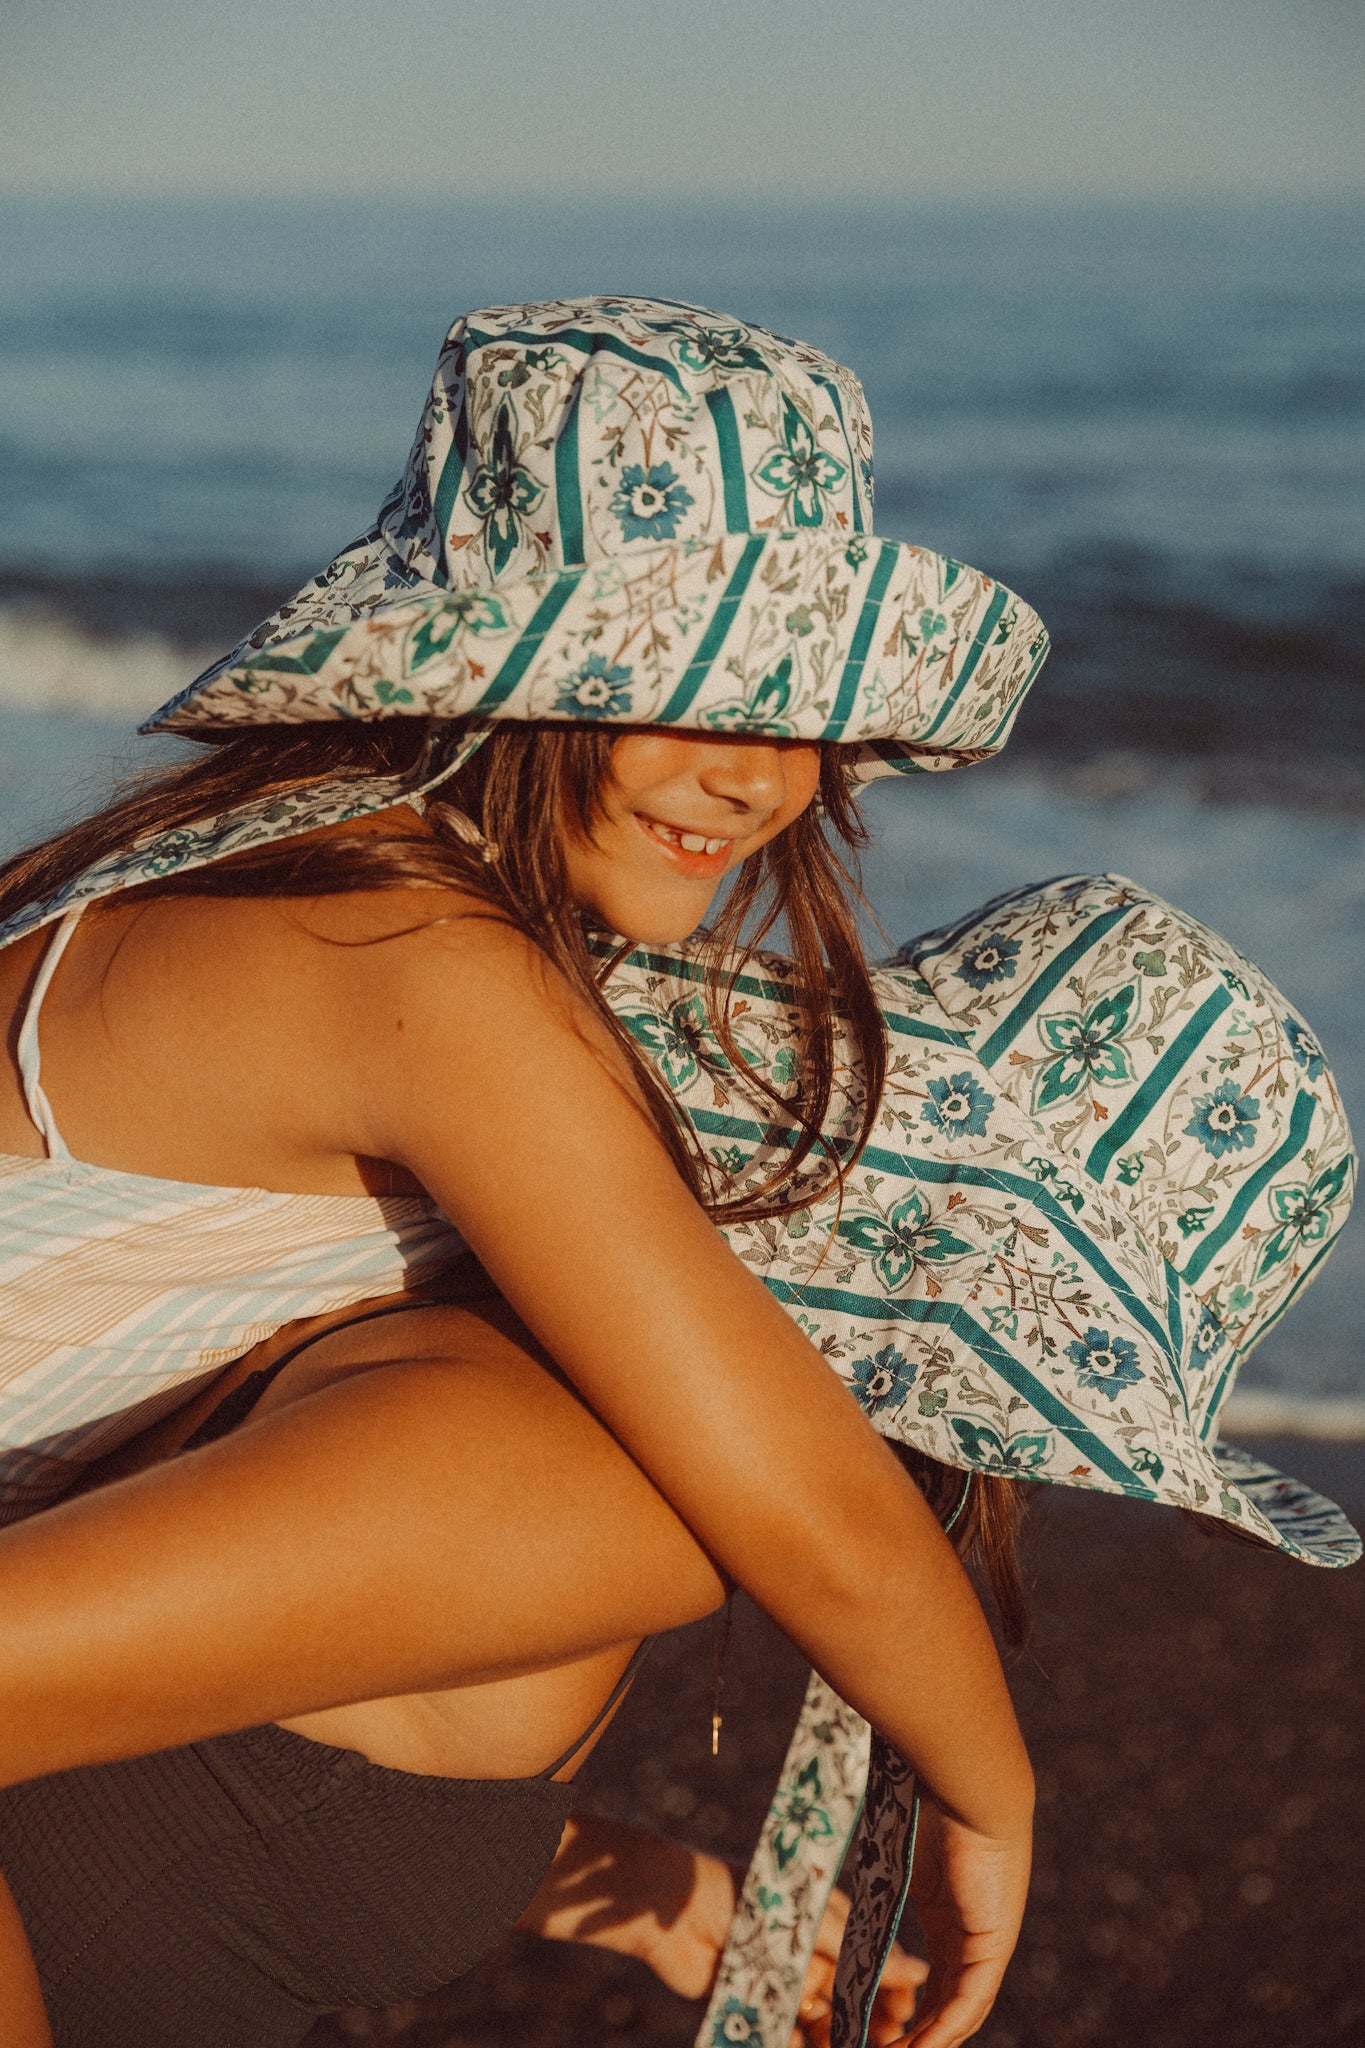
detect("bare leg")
[0,1881,51,2047]
[0,1298,725,1789]
[0,1298,728,2040]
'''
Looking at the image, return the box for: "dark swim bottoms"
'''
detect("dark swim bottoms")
[0,1305,650,2046]
[0,1719,577,2047]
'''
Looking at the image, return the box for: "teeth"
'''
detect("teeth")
[649,821,728,857]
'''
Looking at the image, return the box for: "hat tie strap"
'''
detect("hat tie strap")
[696,1670,869,2048]
[830,1733,921,2048]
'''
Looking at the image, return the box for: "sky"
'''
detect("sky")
[2,0,1362,204]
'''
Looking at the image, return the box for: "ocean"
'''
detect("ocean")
[0,195,1361,1434]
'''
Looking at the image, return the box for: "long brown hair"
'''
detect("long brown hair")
[0,713,1027,1631]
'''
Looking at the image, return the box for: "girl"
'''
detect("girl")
[0,725,1031,2048]
[0,298,1049,2047]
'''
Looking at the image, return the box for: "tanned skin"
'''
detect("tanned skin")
[0,738,1032,2048]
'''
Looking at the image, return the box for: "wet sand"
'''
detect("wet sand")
[308,1451,1365,2048]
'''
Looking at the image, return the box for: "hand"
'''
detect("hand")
[895,1797,1032,2048]
[515,1812,732,1998]
[518,1812,928,2044]
[787,1882,927,2048]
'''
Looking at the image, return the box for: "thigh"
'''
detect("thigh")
[0,1299,725,1789]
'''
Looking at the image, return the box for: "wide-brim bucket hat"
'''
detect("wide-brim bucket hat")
[142,295,1049,781]
[596,874,1356,2048]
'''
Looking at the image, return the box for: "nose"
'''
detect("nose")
[694,741,792,816]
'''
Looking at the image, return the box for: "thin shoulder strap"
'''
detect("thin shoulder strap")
[16,907,85,1160]
[538,1637,656,1780]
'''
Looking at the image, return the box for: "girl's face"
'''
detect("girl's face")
[563,733,823,942]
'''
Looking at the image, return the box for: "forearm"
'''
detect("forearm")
[762,1452,1033,1839]
[487,1224,1033,1838]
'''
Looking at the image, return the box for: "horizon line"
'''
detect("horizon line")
[3,183,1364,209]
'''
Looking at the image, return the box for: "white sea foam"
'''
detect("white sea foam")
[1221,1391,1365,1441]
[0,608,211,722]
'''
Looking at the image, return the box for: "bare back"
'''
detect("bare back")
[0,868,457,1201]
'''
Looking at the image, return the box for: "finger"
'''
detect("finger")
[870,1986,923,2042]
[899,1972,1001,2048]
[789,1983,834,2048]
[798,1954,836,2017]
[878,1944,931,1991]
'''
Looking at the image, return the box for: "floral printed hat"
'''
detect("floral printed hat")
[143,295,1049,779]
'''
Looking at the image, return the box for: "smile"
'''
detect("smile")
[636,815,738,872]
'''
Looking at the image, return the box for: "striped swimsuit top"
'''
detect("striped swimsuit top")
[0,902,468,1525]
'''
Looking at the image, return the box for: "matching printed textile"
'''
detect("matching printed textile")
[593,873,1356,2048]
[143,297,1049,785]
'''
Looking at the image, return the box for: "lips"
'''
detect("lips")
[636,814,738,875]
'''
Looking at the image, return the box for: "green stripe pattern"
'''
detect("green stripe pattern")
[1085,986,1232,1181]
[704,388,751,533]
[474,574,581,711]
[826,543,899,738]
[657,536,768,722]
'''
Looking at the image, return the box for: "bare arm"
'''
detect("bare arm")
[0,903,1029,2046]
[358,917,1032,1844]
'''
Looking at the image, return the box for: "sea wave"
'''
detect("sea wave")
[1221,1391,1365,1442]
[0,607,212,722]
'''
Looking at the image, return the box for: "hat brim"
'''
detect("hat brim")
[1206,1439,1360,1564]
[596,935,1360,1570]
[142,527,1050,784]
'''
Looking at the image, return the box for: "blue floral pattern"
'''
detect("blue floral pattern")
[1286,1016,1326,1080]
[1186,1080,1260,1158]
[712,2002,764,2048]
[921,1071,994,1137]
[850,1344,917,1416]
[1192,1303,1227,1362]
[554,654,634,718]
[1065,1327,1145,1401]
[609,461,694,542]
[954,931,1020,990]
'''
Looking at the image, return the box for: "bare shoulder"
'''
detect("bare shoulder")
[297,883,610,1035]
[277,883,649,1152]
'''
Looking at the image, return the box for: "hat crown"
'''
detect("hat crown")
[387,296,876,594]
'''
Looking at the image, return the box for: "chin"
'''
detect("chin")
[596,904,712,946]
[586,885,717,947]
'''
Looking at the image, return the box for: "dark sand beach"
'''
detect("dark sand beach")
[306,1442,1365,2048]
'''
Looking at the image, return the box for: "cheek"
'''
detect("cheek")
[789,751,823,816]
[768,749,823,838]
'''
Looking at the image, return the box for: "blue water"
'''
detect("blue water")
[1,196,1362,765]
[0,197,1361,1428]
